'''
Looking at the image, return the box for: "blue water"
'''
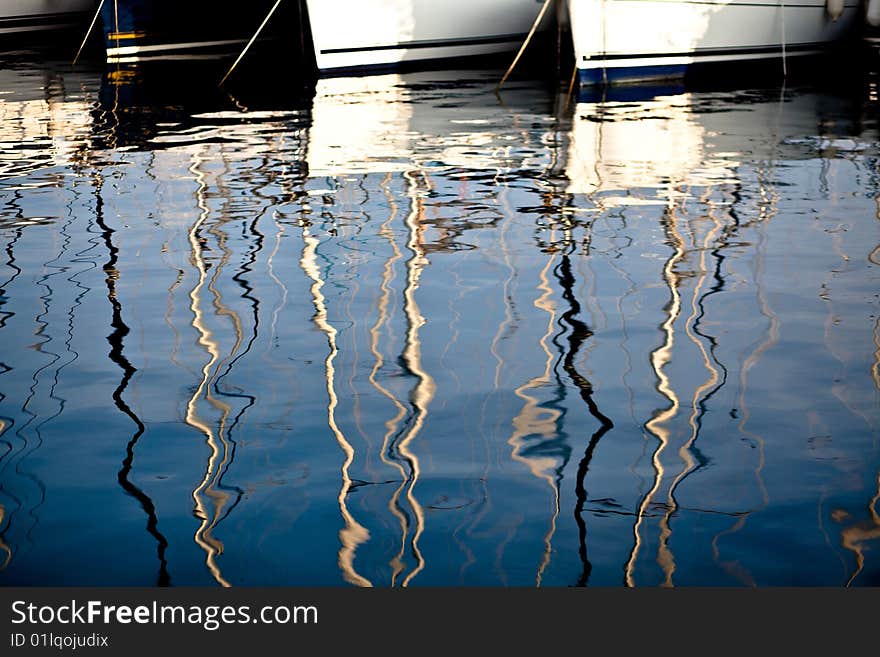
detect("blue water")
[0,50,878,587]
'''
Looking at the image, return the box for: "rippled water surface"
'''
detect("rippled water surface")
[1,50,879,587]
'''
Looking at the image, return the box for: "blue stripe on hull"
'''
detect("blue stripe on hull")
[578,64,689,87]
[574,40,859,88]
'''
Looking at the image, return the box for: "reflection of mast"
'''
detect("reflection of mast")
[552,233,614,587]
[370,174,410,586]
[480,175,520,586]
[264,210,295,426]
[210,179,265,524]
[507,238,561,586]
[299,222,372,588]
[396,170,434,587]
[819,211,877,430]
[625,201,684,587]
[184,144,280,587]
[444,258,482,582]
[267,214,288,348]
[711,174,778,585]
[839,242,880,584]
[0,224,24,568]
[185,154,234,588]
[0,222,22,332]
[2,201,69,567]
[811,198,880,585]
[0,180,93,571]
[0,504,10,569]
[840,470,880,586]
[94,172,172,586]
[873,317,880,401]
[656,200,724,587]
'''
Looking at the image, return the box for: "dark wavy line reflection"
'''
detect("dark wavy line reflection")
[22,197,89,572]
[551,244,614,587]
[661,198,735,514]
[208,207,269,517]
[0,220,27,568]
[0,225,25,563]
[8,209,67,563]
[94,175,170,586]
[0,221,24,332]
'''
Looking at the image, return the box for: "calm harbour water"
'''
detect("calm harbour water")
[0,48,878,587]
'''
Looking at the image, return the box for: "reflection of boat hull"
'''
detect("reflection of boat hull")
[0,0,93,37]
[567,0,860,86]
[868,0,880,27]
[303,0,549,73]
[101,0,293,62]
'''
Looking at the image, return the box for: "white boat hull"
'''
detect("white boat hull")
[567,0,860,86]
[0,0,94,36]
[303,0,550,73]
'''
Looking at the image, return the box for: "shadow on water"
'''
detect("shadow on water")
[92,59,316,151]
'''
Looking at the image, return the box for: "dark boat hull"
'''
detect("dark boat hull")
[101,0,295,62]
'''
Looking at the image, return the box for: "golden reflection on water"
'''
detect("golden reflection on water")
[656,197,724,587]
[1,62,880,587]
[872,315,880,404]
[507,235,562,586]
[838,470,880,587]
[299,224,372,587]
[625,200,684,588]
[396,170,433,587]
[871,197,880,416]
[185,152,235,588]
[566,93,728,586]
[0,503,11,570]
[371,174,411,586]
[0,75,92,570]
[0,72,94,178]
[306,75,434,585]
[837,211,880,584]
